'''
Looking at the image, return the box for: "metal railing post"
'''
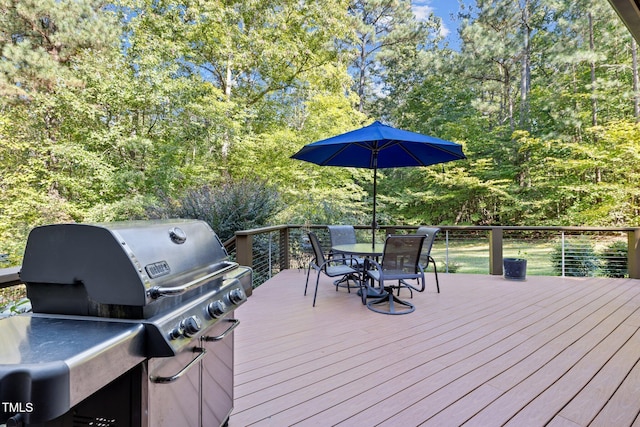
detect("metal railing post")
[445,230,450,273]
[561,231,566,277]
[268,233,272,279]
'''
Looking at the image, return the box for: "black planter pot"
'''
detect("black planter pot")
[504,258,527,281]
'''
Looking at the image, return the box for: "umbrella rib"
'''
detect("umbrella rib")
[376,140,427,167]
[319,141,379,168]
[398,142,423,165]
[423,142,466,158]
[317,143,353,166]
[378,139,465,167]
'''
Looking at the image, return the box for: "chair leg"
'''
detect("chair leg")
[359,274,375,305]
[312,272,321,307]
[304,264,312,296]
[396,280,414,298]
[346,273,360,294]
[334,274,355,293]
[430,256,440,293]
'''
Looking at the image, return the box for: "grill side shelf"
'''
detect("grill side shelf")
[0,266,21,288]
[0,315,145,425]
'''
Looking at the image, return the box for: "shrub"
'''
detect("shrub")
[151,178,282,242]
[85,195,153,222]
[551,238,600,277]
[600,240,628,278]
[439,260,460,273]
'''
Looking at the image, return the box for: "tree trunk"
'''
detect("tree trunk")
[588,12,597,126]
[504,66,514,132]
[225,58,233,100]
[358,41,367,113]
[520,0,531,129]
[633,38,639,121]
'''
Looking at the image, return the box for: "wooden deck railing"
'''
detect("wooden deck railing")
[2,225,639,291]
[231,225,640,287]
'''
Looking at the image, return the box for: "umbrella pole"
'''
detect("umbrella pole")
[372,164,377,249]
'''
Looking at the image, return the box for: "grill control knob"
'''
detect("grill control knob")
[207,300,226,319]
[181,316,202,337]
[169,326,183,340]
[229,288,246,305]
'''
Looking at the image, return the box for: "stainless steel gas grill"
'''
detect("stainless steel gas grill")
[0,219,252,427]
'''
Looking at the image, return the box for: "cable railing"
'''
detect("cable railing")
[3,224,639,292]
[232,225,640,289]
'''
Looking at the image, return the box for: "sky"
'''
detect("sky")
[412,0,464,49]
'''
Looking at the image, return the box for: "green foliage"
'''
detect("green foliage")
[1,0,640,259]
[242,93,370,226]
[153,179,282,242]
[85,195,155,223]
[0,0,119,97]
[551,238,600,277]
[600,240,628,278]
[0,297,31,317]
[441,261,461,274]
[348,0,441,114]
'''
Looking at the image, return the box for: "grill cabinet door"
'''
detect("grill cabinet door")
[201,315,236,427]
[147,315,236,427]
[148,348,201,426]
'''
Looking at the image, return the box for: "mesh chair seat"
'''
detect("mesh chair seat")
[325,264,359,277]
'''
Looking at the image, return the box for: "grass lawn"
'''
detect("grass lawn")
[430,235,626,277]
[430,239,555,275]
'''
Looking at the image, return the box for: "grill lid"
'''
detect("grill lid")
[20,219,230,310]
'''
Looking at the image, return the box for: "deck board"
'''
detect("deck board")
[230,270,640,426]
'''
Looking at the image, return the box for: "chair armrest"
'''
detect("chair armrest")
[366,258,382,272]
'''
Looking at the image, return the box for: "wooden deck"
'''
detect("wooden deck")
[230,270,640,426]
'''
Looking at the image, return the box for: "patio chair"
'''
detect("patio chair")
[327,225,365,267]
[327,225,365,289]
[304,232,361,307]
[363,234,426,315]
[414,226,441,294]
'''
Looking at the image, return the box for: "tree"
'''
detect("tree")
[458,0,550,133]
[0,0,121,260]
[0,0,118,97]
[537,0,634,139]
[347,0,434,114]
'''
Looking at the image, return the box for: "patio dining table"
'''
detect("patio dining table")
[331,243,385,299]
[331,243,384,258]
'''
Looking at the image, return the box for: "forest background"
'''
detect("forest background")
[2,0,640,264]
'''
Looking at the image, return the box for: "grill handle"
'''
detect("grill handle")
[148,262,238,299]
[202,318,240,342]
[148,319,239,384]
[149,347,206,384]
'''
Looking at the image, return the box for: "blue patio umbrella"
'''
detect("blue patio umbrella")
[291,121,466,244]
